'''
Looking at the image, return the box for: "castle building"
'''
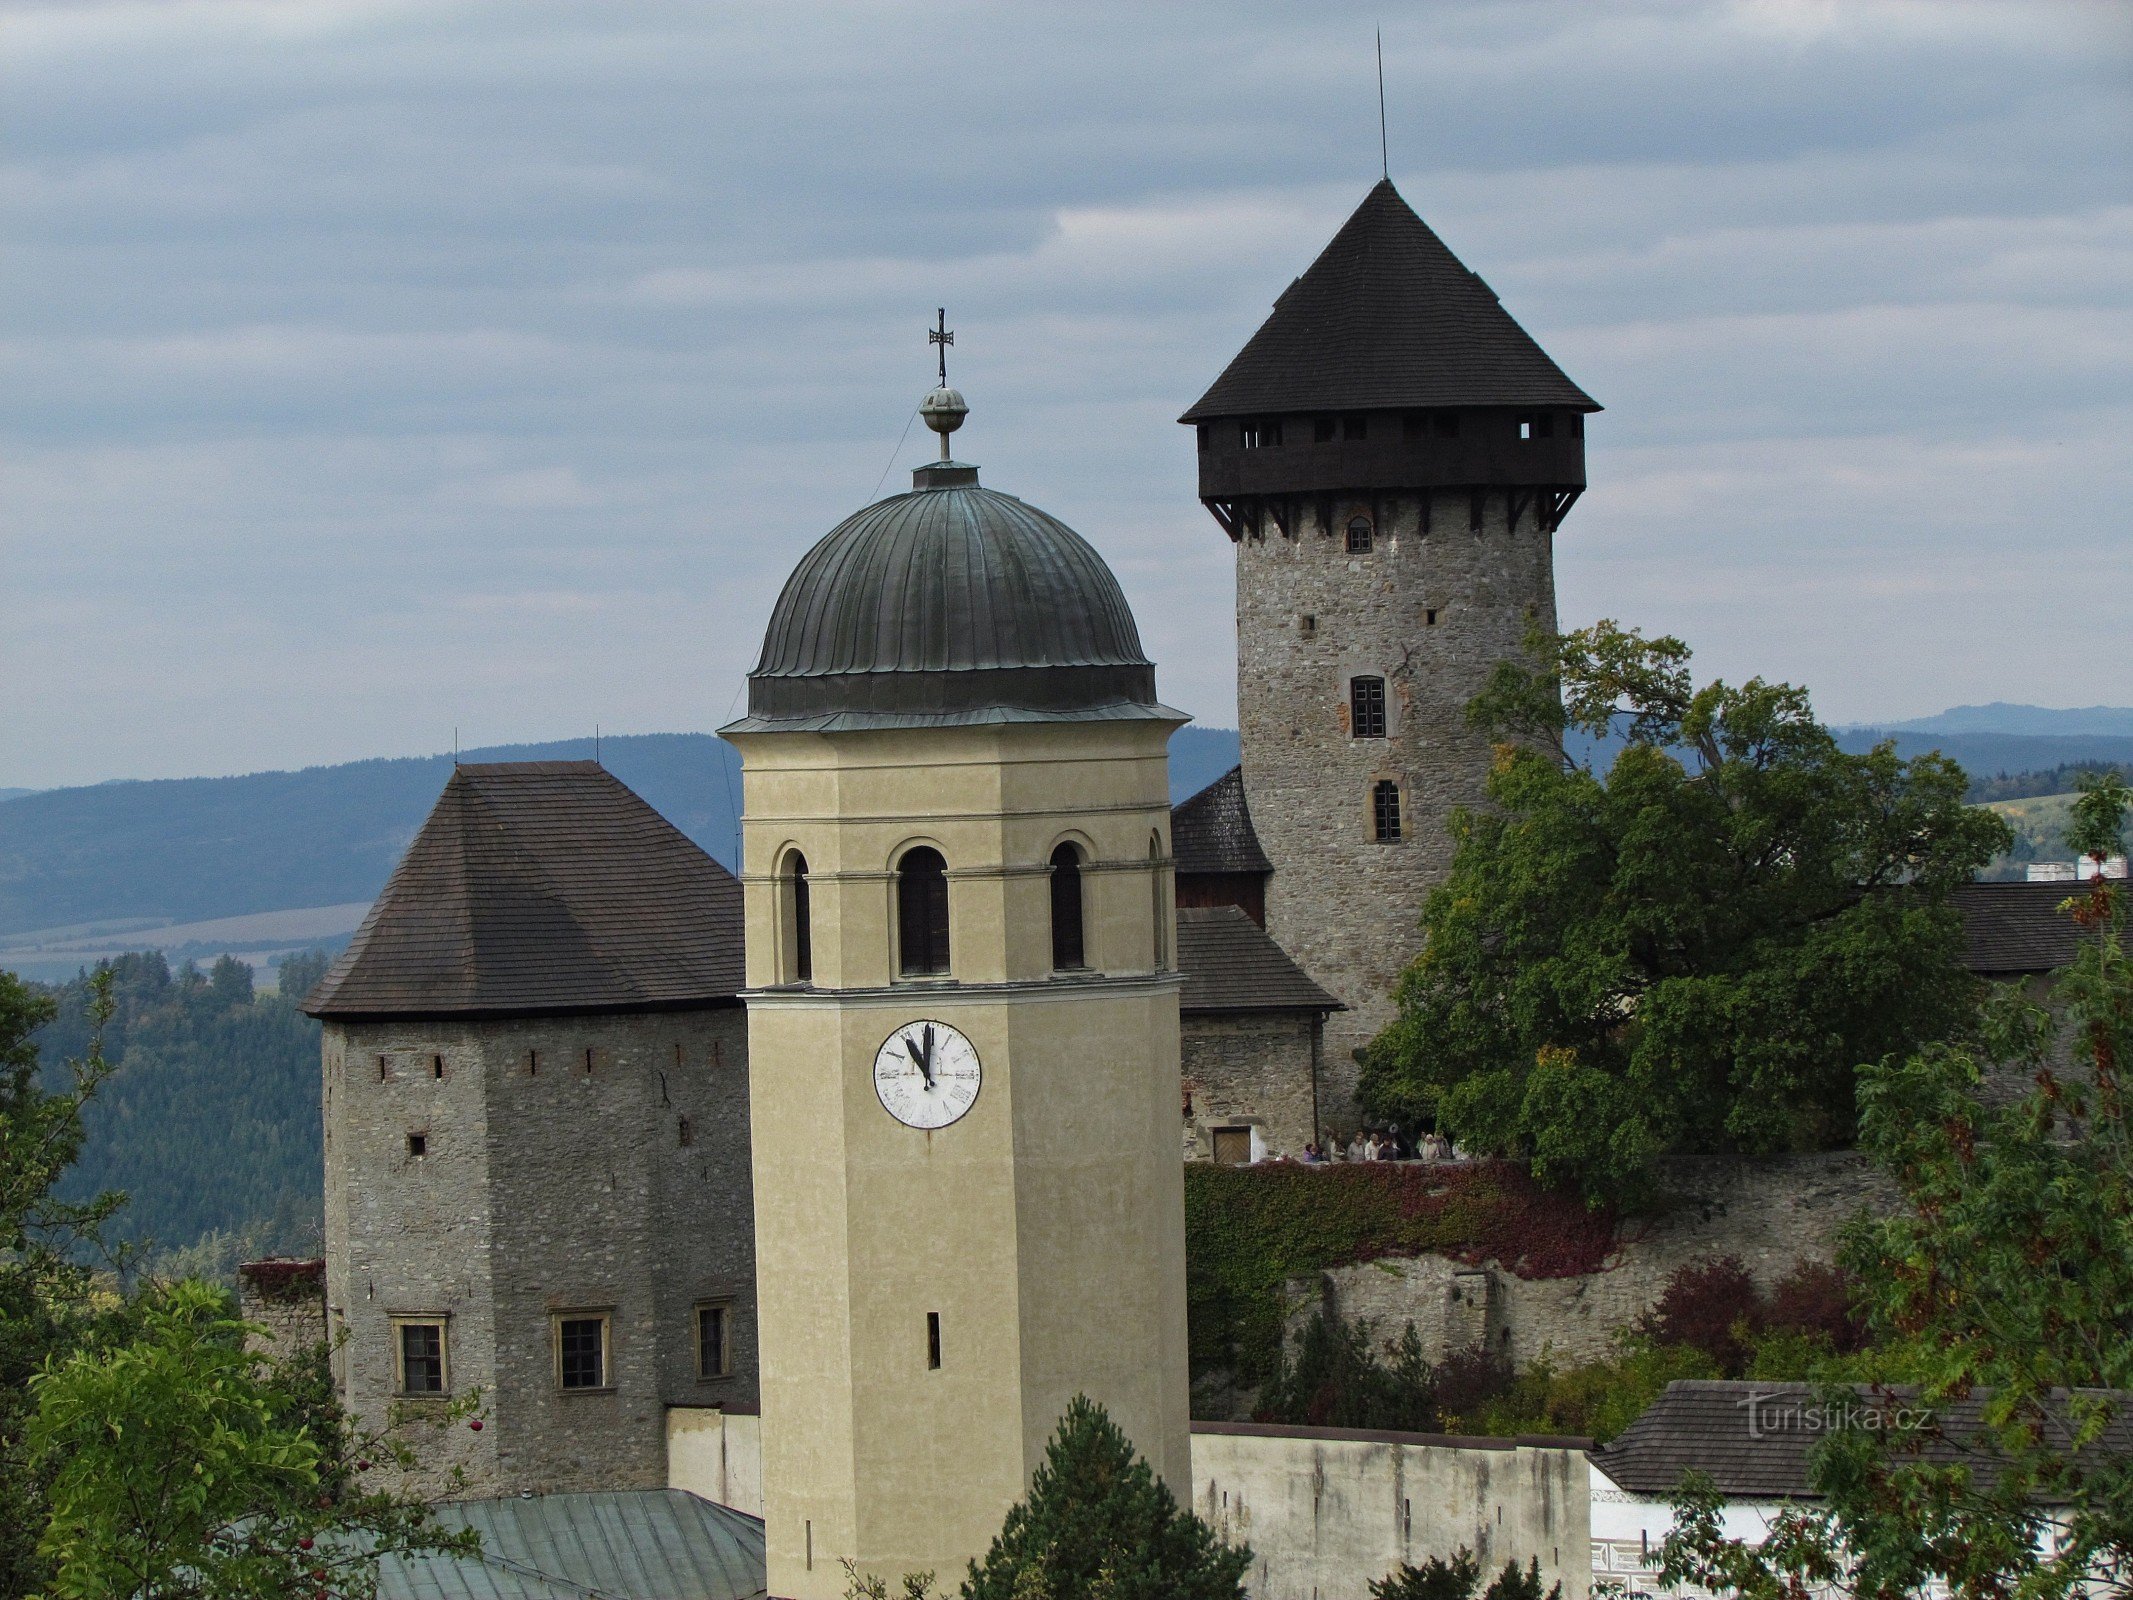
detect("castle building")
[306,763,755,1497]
[1179,179,1598,1123]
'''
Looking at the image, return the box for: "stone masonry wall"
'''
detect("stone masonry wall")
[323,1006,755,1499]
[1183,1011,1321,1160]
[1306,1154,1899,1371]
[1236,491,1557,1135]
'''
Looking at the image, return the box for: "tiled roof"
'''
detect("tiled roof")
[303,763,743,1020]
[1952,879,2098,974]
[1180,179,1598,423]
[374,1489,765,1599]
[1591,1380,2133,1502]
[1176,906,1340,1015]
[1172,767,1272,877]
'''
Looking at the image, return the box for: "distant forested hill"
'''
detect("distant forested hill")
[0,727,1247,941]
[36,950,330,1262]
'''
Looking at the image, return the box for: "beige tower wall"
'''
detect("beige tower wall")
[735,718,1192,1598]
[1235,492,1557,1130]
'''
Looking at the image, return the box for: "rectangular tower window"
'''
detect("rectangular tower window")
[554,1313,610,1390]
[1373,780,1403,843]
[927,1311,942,1370]
[1350,677,1388,740]
[695,1303,730,1379]
[431,1054,443,1079]
[1313,416,1336,443]
[393,1318,448,1395]
[1299,614,1317,639]
[1424,608,1441,627]
[1342,414,1367,440]
[406,1132,427,1157]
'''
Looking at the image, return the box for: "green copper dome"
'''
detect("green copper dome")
[729,457,1171,733]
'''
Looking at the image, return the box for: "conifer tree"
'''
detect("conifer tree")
[961,1396,1250,1600]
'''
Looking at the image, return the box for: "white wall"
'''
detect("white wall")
[670,1409,1589,1600]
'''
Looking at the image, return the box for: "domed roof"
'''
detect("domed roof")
[728,459,1170,733]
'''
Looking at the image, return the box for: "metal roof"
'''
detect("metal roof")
[374,1489,765,1599]
[1171,767,1272,877]
[728,465,1175,733]
[1180,179,1598,422]
[303,764,744,1020]
[1176,906,1340,1015]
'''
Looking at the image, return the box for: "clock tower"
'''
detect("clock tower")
[723,378,1193,1596]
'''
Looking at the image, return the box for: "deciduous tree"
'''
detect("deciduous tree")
[1358,622,2008,1205]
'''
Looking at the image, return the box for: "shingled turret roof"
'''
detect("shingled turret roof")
[1171,766,1272,877]
[1180,179,1598,422]
[303,762,743,1020]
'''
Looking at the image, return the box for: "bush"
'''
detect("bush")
[1764,1259,1865,1353]
[1457,1339,1720,1443]
[1635,1255,1762,1375]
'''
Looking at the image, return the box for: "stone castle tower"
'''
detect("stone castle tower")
[724,387,1193,1596]
[305,762,757,1497]
[1181,179,1599,1125]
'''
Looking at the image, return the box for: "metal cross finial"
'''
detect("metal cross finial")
[930,308,953,386]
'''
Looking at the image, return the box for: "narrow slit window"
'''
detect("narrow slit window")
[378,1055,388,1081]
[897,847,951,976]
[583,1048,594,1074]
[1350,677,1388,739]
[1149,834,1168,969]
[1346,516,1373,554]
[926,1311,942,1370]
[1299,613,1317,639]
[1372,780,1403,843]
[677,1115,694,1147]
[431,1054,443,1079]
[527,1050,538,1076]
[1049,842,1086,971]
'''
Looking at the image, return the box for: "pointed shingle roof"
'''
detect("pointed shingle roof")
[1171,766,1272,877]
[303,762,743,1019]
[1180,179,1598,422]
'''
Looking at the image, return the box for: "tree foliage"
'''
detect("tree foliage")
[1662,772,2133,1600]
[1358,621,2009,1205]
[961,1396,1249,1600]
[28,1280,477,1599]
[1371,1548,1562,1600]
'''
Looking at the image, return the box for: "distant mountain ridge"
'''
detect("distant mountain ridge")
[0,728,1245,946]
[1846,703,2133,738]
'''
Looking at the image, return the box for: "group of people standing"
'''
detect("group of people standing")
[1292,1129,1463,1164]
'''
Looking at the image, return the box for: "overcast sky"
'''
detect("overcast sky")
[4,0,2128,790]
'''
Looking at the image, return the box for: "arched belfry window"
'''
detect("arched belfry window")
[1350,676,1387,740]
[782,850,813,983]
[897,847,951,977]
[1346,516,1374,554]
[1049,843,1086,971]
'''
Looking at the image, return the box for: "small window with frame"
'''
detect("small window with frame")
[695,1302,731,1380]
[1350,676,1388,740]
[553,1311,611,1391]
[392,1317,448,1396]
[1372,779,1403,843]
[1346,516,1374,554]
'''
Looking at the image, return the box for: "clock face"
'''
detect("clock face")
[872,1019,982,1130]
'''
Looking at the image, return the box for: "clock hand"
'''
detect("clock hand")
[905,1037,935,1087]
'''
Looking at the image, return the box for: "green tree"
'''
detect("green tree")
[960,1396,1250,1600]
[1371,1549,1562,1600]
[1661,772,2133,1600]
[28,1279,476,1600]
[0,966,121,1594]
[1359,621,2008,1205]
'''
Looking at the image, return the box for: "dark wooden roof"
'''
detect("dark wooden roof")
[303,763,743,1020]
[1180,179,1598,423]
[1953,879,2099,974]
[1172,767,1272,877]
[1176,906,1339,1015]
[1592,1380,2132,1502]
